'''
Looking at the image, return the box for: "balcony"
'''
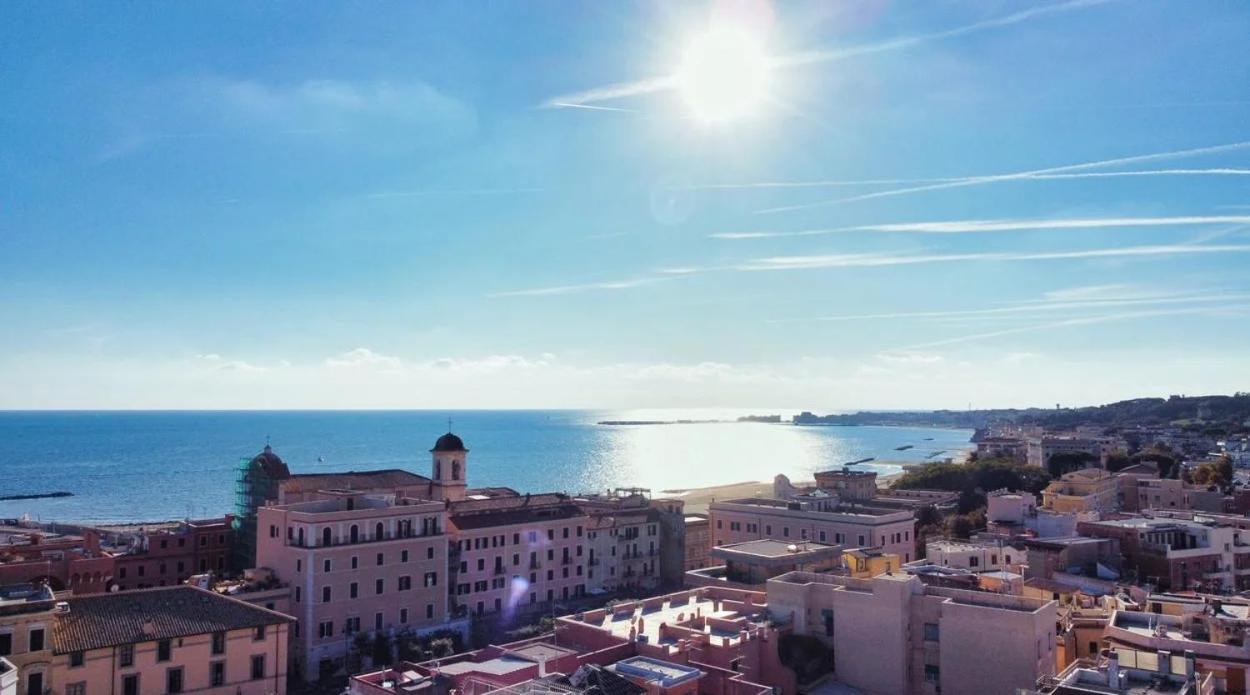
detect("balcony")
[285,529,430,549]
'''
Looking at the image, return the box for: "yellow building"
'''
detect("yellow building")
[1041,468,1121,514]
[842,547,901,578]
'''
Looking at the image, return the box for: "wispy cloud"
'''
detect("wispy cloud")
[689,168,1250,191]
[769,290,1250,323]
[547,102,638,113]
[541,0,1109,109]
[712,215,1250,240]
[756,141,1250,213]
[898,306,1249,351]
[489,277,664,298]
[739,243,1250,271]
[777,0,1117,68]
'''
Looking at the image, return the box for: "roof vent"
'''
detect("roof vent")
[54,601,70,614]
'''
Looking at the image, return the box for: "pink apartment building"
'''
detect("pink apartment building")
[256,491,449,681]
[252,432,686,680]
[709,497,917,562]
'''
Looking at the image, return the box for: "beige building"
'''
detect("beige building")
[767,570,1057,695]
[682,515,711,571]
[709,497,916,562]
[8,585,293,695]
[1042,468,1122,514]
[0,584,55,695]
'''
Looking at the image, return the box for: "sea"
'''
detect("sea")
[0,410,973,524]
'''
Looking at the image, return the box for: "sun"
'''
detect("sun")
[675,24,771,124]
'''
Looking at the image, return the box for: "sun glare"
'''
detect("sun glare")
[675,24,770,124]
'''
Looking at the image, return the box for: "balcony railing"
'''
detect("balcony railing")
[285,529,435,549]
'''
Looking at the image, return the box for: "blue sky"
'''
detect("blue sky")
[2,0,1249,410]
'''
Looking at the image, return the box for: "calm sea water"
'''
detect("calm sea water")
[0,410,972,523]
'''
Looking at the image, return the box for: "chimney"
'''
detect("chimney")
[1107,651,1120,687]
[1157,650,1171,677]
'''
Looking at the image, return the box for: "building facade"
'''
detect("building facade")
[709,498,916,563]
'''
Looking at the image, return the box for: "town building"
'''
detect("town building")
[351,585,782,695]
[924,536,1021,573]
[50,586,292,695]
[767,570,1058,694]
[251,432,687,680]
[0,526,114,594]
[682,515,711,572]
[0,583,57,695]
[1029,436,1121,469]
[109,517,235,590]
[685,540,842,589]
[1077,516,1250,592]
[255,490,449,681]
[1103,607,1250,694]
[709,497,916,562]
[1042,468,1122,514]
[976,436,1029,462]
[1031,652,1212,694]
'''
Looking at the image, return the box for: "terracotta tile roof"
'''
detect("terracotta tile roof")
[52,586,292,654]
[282,469,431,492]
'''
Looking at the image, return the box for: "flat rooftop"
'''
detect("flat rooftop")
[711,539,839,560]
[612,656,702,687]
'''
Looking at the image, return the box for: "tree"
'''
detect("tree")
[371,633,393,667]
[1104,450,1132,472]
[1133,448,1179,479]
[347,632,371,674]
[916,505,943,528]
[1046,451,1097,478]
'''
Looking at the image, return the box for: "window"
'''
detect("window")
[427,546,435,560]
[0,633,10,656]
[251,654,266,680]
[167,667,184,693]
[782,527,789,538]
[375,613,384,630]
[123,675,139,695]
[322,586,332,603]
[401,549,409,563]
[399,576,412,591]
[323,559,332,572]
[211,631,225,654]
[70,650,84,667]
[400,608,409,624]
[350,582,359,599]
[157,639,171,662]
[66,683,86,695]
[210,660,225,686]
[969,556,980,567]
[119,643,134,667]
[319,621,334,638]
[375,578,384,595]
[427,603,435,619]
[351,556,359,570]
[424,572,438,587]
[29,627,44,651]
[924,623,940,642]
[254,624,266,641]
[924,664,940,683]
[376,552,384,566]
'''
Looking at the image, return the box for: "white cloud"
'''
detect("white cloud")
[756,140,1250,213]
[713,215,1250,239]
[325,348,403,370]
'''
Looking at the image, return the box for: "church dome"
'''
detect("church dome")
[431,432,468,453]
[250,444,291,479]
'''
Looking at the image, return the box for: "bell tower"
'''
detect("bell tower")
[430,431,468,502]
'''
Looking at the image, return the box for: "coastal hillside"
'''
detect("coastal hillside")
[794,393,1250,432]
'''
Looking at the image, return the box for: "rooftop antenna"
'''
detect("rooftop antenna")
[448,416,453,432]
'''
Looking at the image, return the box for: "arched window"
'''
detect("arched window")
[434,460,441,479]
[452,461,461,481]
[375,522,384,540]
[298,527,305,546]
[322,527,331,547]
[350,525,359,544]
